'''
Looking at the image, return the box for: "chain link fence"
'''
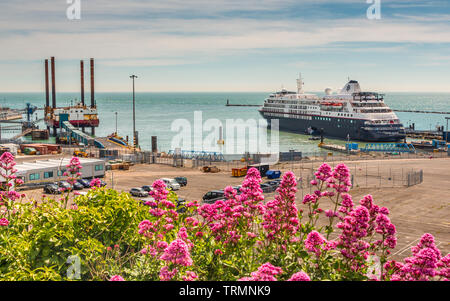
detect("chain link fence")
[59,146,429,189]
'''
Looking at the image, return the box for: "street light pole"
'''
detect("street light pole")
[130,75,138,148]
[115,112,118,135]
[446,117,449,143]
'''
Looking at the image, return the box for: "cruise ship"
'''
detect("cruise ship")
[258,75,406,142]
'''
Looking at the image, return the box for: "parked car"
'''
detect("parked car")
[77,179,91,188]
[43,183,61,194]
[140,196,156,206]
[160,178,181,191]
[232,186,243,194]
[130,187,149,197]
[141,185,154,192]
[265,179,281,190]
[174,177,187,187]
[140,197,187,213]
[176,198,187,213]
[58,180,73,191]
[72,181,84,190]
[260,183,274,193]
[203,190,225,203]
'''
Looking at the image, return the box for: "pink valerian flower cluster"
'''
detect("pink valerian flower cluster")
[329,163,352,193]
[436,254,450,280]
[109,275,125,281]
[160,238,193,267]
[182,271,199,281]
[138,180,180,239]
[262,171,299,242]
[336,205,371,262]
[385,233,449,281]
[65,157,82,186]
[149,180,170,204]
[374,213,397,249]
[159,266,177,281]
[198,168,265,245]
[338,193,354,217]
[90,178,102,189]
[314,163,332,183]
[288,271,311,281]
[237,168,265,211]
[0,218,9,227]
[239,263,283,281]
[303,163,352,230]
[159,238,194,281]
[0,152,24,203]
[304,231,327,256]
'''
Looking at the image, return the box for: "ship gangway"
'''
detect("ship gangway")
[61,121,105,149]
[360,143,415,153]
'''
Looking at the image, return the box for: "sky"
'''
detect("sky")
[0,0,450,92]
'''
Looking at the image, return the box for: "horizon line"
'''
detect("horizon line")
[2,90,450,94]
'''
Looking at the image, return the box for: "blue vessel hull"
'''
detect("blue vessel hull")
[260,112,406,142]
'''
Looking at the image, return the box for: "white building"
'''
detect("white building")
[0,158,106,184]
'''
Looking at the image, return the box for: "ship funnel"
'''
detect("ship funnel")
[340,80,361,94]
[297,73,304,94]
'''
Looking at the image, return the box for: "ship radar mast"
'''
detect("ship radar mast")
[297,73,304,94]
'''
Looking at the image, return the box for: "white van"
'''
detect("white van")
[159,178,181,191]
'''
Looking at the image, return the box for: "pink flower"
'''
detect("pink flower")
[239,263,283,281]
[302,194,317,204]
[247,232,257,239]
[305,231,327,256]
[159,266,177,281]
[262,171,299,241]
[182,271,198,281]
[314,163,332,182]
[156,241,168,250]
[109,275,124,281]
[0,218,9,227]
[90,178,102,188]
[160,239,193,266]
[288,271,311,281]
[388,233,442,281]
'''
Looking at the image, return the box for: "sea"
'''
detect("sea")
[0,92,448,154]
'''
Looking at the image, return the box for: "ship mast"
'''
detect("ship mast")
[297,73,304,94]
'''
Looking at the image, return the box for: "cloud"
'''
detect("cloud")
[1,0,450,91]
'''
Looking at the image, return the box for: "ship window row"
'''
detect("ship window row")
[357,109,392,113]
[351,103,386,108]
[321,112,354,118]
[265,113,311,120]
[264,109,284,113]
[316,116,355,125]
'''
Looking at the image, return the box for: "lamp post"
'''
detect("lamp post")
[115,112,118,135]
[130,75,138,148]
[446,117,449,143]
